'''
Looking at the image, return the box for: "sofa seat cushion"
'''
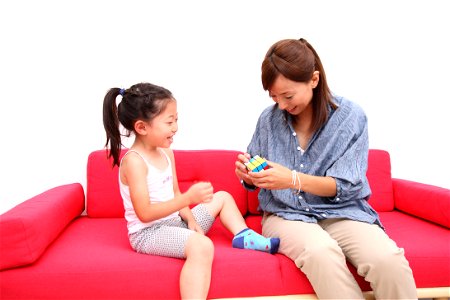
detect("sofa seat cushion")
[379,211,450,288]
[0,217,170,300]
[208,215,315,297]
[3,213,447,299]
[1,217,296,299]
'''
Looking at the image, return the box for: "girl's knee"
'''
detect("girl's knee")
[186,233,214,260]
[214,191,233,204]
[204,191,233,217]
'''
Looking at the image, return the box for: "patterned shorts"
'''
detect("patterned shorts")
[128,204,215,259]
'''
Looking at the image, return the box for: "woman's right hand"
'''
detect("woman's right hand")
[185,182,214,205]
[235,153,254,185]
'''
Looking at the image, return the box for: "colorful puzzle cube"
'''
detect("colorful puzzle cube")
[244,155,269,172]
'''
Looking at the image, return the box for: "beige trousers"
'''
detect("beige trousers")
[262,214,417,299]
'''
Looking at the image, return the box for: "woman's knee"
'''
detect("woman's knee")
[360,247,412,278]
[294,238,345,268]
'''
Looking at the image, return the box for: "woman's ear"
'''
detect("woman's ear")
[134,120,148,135]
[311,71,320,88]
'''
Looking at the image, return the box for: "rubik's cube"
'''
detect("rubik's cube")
[245,155,269,172]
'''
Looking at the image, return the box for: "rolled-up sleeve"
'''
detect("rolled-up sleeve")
[325,105,371,202]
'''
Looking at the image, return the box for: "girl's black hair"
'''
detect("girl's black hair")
[102,82,174,167]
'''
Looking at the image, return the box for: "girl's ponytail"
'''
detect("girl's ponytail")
[103,87,123,167]
[102,82,175,168]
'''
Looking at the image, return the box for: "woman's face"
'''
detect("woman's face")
[269,72,319,116]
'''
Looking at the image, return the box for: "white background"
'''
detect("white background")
[1,0,449,214]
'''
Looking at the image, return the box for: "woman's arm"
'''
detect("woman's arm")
[246,160,337,197]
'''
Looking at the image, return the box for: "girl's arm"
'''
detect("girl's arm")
[166,149,204,233]
[121,151,190,223]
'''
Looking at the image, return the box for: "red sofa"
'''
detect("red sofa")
[1,149,449,299]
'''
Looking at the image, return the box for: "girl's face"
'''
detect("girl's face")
[269,72,319,116]
[147,99,178,148]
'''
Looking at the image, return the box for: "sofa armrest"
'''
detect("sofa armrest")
[0,183,85,270]
[392,178,450,228]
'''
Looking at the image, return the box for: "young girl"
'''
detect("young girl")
[102,82,279,300]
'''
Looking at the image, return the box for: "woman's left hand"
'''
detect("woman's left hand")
[247,160,293,190]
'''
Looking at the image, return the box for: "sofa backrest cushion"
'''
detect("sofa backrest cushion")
[248,149,395,214]
[174,150,247,215]
[86,150,125,218]
[366,149,394,212]
[86,149,247,218]
[0,183,84,270]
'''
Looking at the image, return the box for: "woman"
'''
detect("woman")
[235,38,417,299]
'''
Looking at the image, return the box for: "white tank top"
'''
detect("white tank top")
[119,149,179,234]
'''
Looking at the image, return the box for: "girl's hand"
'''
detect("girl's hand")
[235,153,253,183]
[247,160,292,190]
[187,220,205,235]
[185,182,214,205]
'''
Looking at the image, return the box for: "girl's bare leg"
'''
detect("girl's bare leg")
[180,232,214,300]
[204,191,247,234]
[204,191,280,254]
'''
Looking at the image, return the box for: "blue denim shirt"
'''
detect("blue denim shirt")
[247,95,382,228]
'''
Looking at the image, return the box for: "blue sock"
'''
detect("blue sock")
[232,228,280,254]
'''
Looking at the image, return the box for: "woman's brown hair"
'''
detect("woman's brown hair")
[261,38,337,132]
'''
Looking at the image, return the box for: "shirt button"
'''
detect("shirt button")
[298,195,303,200]
[300,164,304,168]
[305,208,310,212]
[336,197,340,202]
[292,132,297,136]
[297,146,301,151]
[321,213,327,217]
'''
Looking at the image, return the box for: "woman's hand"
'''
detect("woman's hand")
[247,160,293,190]
[235,153,253,183]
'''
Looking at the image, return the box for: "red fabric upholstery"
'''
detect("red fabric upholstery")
[87,149,247,217]
[247,187,260,215]
[174,150,247,215]
[86,150,125,217]
[1,218,284,299]
[1,149,449,299]
[364,149,394,211]
[393,178,450,228]
[0,218,184,299]
[0,183,84,270]
[379,211,450,287]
